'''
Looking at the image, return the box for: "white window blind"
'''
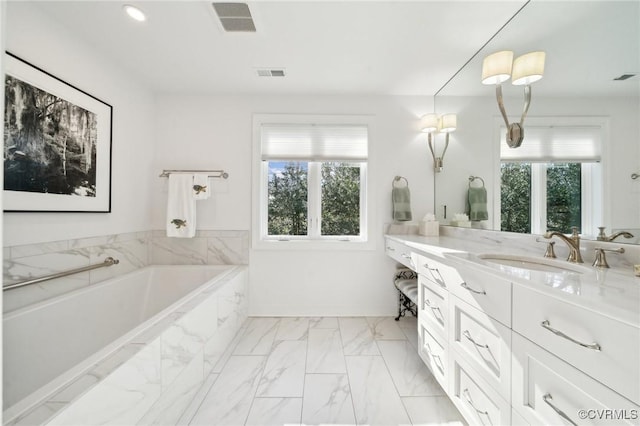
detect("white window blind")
[261,123,368,161]
[500,125,601,162]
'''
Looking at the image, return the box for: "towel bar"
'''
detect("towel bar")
[159,169,229,179]
[468,175,485,187]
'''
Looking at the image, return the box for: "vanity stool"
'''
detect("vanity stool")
[394,268,418,320]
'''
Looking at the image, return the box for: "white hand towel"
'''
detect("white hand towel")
[167,174,196,238]
[192,174,210,200]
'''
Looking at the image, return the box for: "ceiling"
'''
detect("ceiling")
[10,0,529,96]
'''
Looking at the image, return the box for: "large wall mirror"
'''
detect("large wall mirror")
[434,0,639,244]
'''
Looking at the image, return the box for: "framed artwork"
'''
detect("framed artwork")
[3,52,113,212]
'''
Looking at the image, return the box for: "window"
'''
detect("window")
[253,117,370,247]
[499,122,603,235]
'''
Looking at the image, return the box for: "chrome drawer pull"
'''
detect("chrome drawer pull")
[463,330,489,349]
[401,253,415,267]
[425,265,446,287]
[462,389,489,418]
[424,299,444,321]
[386,246,396,251]
[541,320,601,351]
[461,282,486,295]
[424,343,444,373]
[543,393,578,426]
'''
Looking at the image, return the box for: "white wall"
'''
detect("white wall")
[435,95,640,234]
[2,2,156,247]
[153,94,435,316]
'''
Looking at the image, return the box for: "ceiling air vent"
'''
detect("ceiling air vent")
[256,69,286,77]
[212,2,256,32]
[613,73,637,81]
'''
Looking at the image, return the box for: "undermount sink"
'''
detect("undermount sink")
[477,253,590,274]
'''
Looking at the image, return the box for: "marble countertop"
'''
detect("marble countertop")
[385,232,640,328]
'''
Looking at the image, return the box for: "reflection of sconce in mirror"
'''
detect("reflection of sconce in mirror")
[420,113,457,173]
[481,50,545,148]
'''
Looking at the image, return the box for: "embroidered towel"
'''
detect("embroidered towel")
[392,185,412,222]
[467,186,488,221]
[167,174,196,238]
[192,174,210,200]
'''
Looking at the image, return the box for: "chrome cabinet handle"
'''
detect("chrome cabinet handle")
[462,389,489,417]
[425,264,446,287]
[401,253,415,268]
[424,342,444,373]
[541,320,601,351]
[386,246,395,251]
[463,330,489,349]
[424,299,444,321]
[543,393,578,426]
[461,282,486,295]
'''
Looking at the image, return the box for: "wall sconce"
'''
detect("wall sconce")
[481,50,545,148]
[420,113,457,172]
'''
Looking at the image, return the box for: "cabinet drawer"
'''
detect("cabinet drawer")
[449,264,512,327]
[385,238,415,270]
[513,284,640,405]
[416,254,458,290]
[418,319,448,393]
[512,332,640,426]
[418,276,448,340]
[450,295,511,400]
[450,350,511,426]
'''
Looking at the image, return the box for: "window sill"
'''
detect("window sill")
[252,238,375,251]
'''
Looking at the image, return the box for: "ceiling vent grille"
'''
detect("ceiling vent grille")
[212,2,256,32]
[256,69,286,77]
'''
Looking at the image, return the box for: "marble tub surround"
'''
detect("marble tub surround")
[151,229,249,265]
[183,316,465,426]
[6,266,248,426]
[3,231,151,313]
[386,230,640,327]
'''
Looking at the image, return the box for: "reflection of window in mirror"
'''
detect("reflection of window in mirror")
[497,120,603,235]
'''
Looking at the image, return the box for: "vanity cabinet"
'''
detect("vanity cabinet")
[385,235,640,426]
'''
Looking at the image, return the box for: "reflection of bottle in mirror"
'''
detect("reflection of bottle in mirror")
[635,265,640,277]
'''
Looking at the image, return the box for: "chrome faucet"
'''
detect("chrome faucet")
[596,227,634,242]
[543,226,583,263]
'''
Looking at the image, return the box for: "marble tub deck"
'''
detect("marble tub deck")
[180,316,465,426]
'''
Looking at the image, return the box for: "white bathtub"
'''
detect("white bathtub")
[3,264,248,425]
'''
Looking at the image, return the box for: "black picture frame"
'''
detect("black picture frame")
[3,52,113,213]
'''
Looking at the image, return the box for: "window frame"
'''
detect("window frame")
[252,114,374,250]
[493,116,609,235]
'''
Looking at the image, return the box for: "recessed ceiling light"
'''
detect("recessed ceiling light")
[123,4,146,22]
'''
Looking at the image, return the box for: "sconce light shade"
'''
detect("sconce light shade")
[512,51,545,85]
[481,50,514,85]
[439,114,457,133]
[420,113,440,133]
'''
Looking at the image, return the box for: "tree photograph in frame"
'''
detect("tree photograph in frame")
[3,52,112,212]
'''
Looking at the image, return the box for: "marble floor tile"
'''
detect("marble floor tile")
[302,374,355,426]
[402,396,467,426]
[339,317,380,356]
[211,324,246,373]
[232,317,280,355]
[345,355,411,425]
[306,328,346,374]
[377,340,445,397]
[309,317,339,329]
[189,356,265,426]
[275,317,309,341]
[367,316,408,340]
[401,324,420,351]
[256,340,307,397]
[396,315,418,330]
[176,373,219,426]
[244,398,302,426]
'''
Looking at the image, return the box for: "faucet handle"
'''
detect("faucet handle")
[536,238,557,258]
[571,226,580,237]
[592,247,625,268]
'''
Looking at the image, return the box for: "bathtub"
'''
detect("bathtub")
[3,264,248,425]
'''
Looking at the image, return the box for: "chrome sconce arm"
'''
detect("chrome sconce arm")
[421,113,456,173]
[482,50,545,149]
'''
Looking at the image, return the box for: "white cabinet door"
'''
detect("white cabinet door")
[385,237,415,270]
[418,275,449,341]
[512,332,640,426]
[450,295,512,401]
[513,284,640,405]
[450,349,511,426]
